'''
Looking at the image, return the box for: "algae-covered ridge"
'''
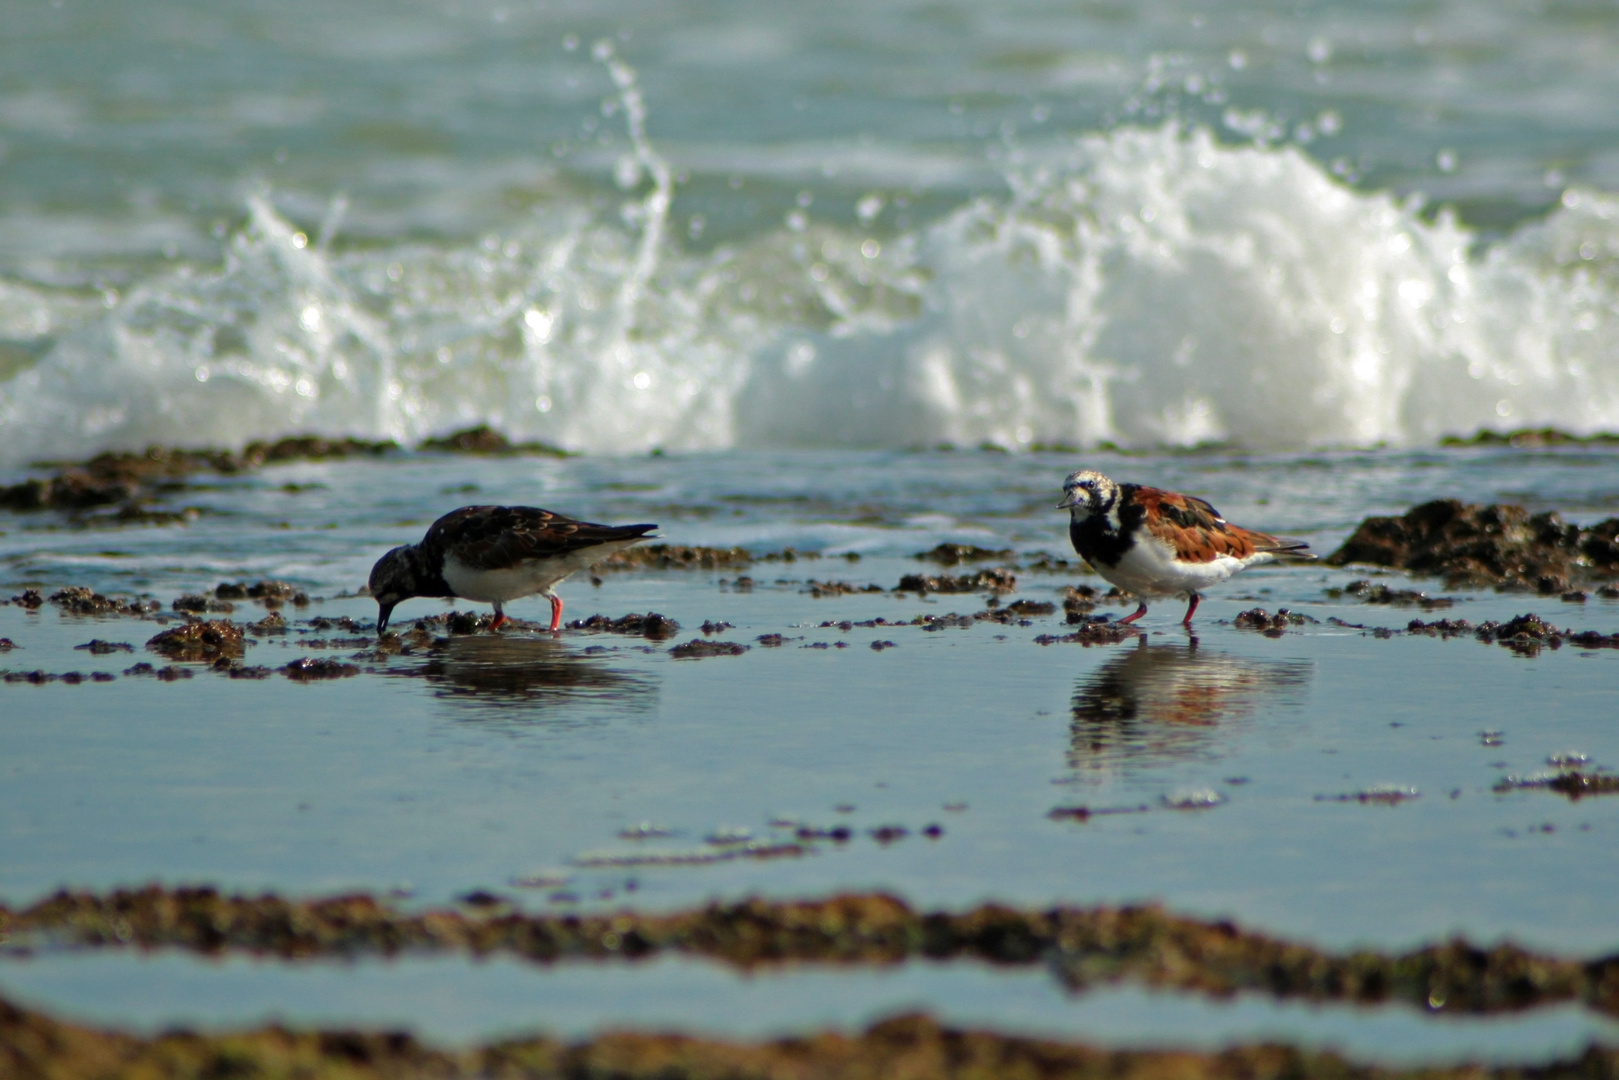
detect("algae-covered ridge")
[9,999,1619,1080]
[0,427,563,519]
[10,998,1619,1080]
[9,890,1619,1079]
[5,888,1618,1019]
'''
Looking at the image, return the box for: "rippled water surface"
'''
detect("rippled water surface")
[3,449,1617,952]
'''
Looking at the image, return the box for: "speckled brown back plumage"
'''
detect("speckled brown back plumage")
[1130,487,1305,564]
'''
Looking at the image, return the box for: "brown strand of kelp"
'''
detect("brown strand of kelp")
[5,997,1619,1080]
[5,889,1618,1018]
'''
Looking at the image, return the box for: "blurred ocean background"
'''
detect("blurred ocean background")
[3,0,1619,465]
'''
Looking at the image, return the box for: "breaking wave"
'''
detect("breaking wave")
[3,120,1619,467]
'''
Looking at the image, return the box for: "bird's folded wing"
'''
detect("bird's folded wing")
[1134,487,1309,563]
[427,505,655,569]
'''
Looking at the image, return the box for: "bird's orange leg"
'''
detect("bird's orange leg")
[548,594,563,632]
[1118,602,1149,625]
[489,604,508,632]
[1181,593,1201,628]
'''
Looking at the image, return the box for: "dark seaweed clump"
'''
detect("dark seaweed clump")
[1035,619,1142,646]
[0,426,573,522]
[44,587,159,616]
[895,568,1017,595]
[0,437,396,519]
[283,657,361,681]
[1441,427,1619,447]
[215,580,311,607]
[597,544,754,571]
[913,543,1016,566]
[146,620,245,661]
[973,598,1057,625]
[416,425,569,456]
[75,640,133,655]
[1495,771,1619,800]
[805,580,886,597]
[1326,579,1454,609]
[1328,500,1619,590]
[668,639,748,659]
[1406,613,1619,656]
[1233,608,1313,636]
[566,612,680,640]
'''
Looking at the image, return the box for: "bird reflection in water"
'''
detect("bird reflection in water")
[392,635,656,717]
[1069,640,1311,772]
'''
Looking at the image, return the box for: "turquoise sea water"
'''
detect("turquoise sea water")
[4,0,1619,463]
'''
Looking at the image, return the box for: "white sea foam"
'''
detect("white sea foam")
[3,124,1619,468]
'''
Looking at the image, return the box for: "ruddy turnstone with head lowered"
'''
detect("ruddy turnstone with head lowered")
[1058,470,1311,628]
[369,505,657,635]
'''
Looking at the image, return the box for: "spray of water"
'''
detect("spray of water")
[2,90,1619,467]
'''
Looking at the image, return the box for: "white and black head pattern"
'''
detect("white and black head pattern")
[1057,469,1121,521]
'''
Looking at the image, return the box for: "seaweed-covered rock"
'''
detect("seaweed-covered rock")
[147,620,245,661]
[913,542,1016,566]
[668,639,748,659]
[806,580,885,598]
[1234,608,1310,635]
[566,612,680,640]
[417,424,569,456]
[247,580,308,602]
[48,588,156,616]
[173,595,234,614]
[895,568,1017,595]
[1035,619,1141,646]
[0,439,394,517]
[1328,579,1454,609]
[283,657,360,681]
[74,640,134,655]
[1328,500,1619,588]
[246,613,288,635]
[1441,427,1619,447]
[1405,618,1476,639]
[238,436,396,465]
[1495,770,1619,800]
[597,544,753,571]
[0,472,136,512]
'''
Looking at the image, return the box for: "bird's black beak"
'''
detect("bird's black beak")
[377,600,396,636]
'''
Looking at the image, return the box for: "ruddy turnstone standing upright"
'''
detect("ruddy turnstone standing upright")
[369,505,657,634]
[1058,470,1310,628]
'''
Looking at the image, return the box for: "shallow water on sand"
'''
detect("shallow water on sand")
[2,447,1619,1051]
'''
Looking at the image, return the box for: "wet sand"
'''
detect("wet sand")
[3,445,1619,1066]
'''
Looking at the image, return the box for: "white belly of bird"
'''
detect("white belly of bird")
[441,539,643,603]
[1098,535,1271,597]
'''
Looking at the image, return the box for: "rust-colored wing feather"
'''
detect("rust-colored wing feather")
[423,506,656,569]
[1132,487,1308,565]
